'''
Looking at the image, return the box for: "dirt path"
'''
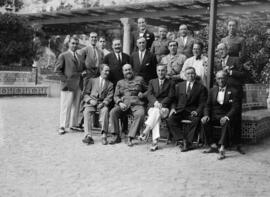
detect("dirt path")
[0,97,270,197]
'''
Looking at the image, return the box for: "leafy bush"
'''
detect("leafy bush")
[0,13,34,66]
[195,18,269,83]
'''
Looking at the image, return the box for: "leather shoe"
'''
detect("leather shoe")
[203,147,219,153]
[217,150,226,160]
[236,146,245,155]
[58,127,66,135]
[150,143,158,151]
[70,126,84,132]
[138,133,146,141]
[127,138,133,147]
[82,136,94,145]
[109,135,121,145]
[180,141,191,152]
[101,136,108,145]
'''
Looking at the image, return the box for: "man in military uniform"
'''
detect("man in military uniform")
[109,64,147,147]
[150,25,170,63]
[160,40,187,82]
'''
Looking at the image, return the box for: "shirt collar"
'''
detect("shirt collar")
[219,86,227,92]
[68,49,76,54]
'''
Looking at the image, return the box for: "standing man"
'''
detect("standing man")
[138,64,174,151]
[109,64,147,146]
[78,32,104,84]
[130,37,158,84]
[201,71,240,160]
[160,40,187,81]
[131,17,155,52]
[216,42,245,154]
[54,36,85,135]
[221,20,246,62]
[98,36,110,56]
[150,25,170,62]
[103,38,130,86]
[167,67,207,152]
[82,64,113,145]
[180,40,208,86]
[175,24,195,58]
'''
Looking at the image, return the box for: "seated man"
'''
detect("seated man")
[82,64,114,145]
[167,66,207,152]
[201,71,240,160]
[109,64,147,146]
[138,64,174,151]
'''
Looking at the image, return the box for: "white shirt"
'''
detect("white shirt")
[180,55,208,86]
[159,79,165,87]
[99,76,105,89]
[222,55,229,67]
[217,86,226,105]
[115,52,122,62]
[186,81,194,92]
[139,50,146,63]
[181,36,187,46]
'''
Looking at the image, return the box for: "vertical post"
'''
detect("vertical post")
[120,18,131,55]
[207,0,218,89]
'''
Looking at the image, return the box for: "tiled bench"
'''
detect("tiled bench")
[0,85,49,96]
[241,84,270,143]
[242,109,270,143]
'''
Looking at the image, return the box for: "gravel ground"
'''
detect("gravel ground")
[1,97,270,197]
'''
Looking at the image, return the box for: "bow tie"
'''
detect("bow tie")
[196,56,201,60]
[219,88,225,92]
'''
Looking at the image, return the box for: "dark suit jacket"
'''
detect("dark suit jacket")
[172,81,207,116]
[103,52,130,85]
[147,78,174,109]
[54,50,85,91]
[204,86,240,120]
[131,29,155,52]
[83,77,114,111]
[130,50,157,83]
[216,56,245,89]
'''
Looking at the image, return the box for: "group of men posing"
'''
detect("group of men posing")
[55,18,246,160]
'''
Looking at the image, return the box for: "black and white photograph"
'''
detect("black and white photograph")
[1,0,270,196]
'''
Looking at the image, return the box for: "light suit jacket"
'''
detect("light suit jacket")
[83,77,114,111]
[78,45,104,78]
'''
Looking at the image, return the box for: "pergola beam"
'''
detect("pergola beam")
[24,2,270,26]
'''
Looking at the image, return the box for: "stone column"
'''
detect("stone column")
[120,18,131,55]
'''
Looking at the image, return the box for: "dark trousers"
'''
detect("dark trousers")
[202,117,233,146]
[233,86,243,145]
[167,110,201,144]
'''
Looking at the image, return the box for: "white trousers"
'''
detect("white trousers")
[59,89,81,129]
[145,107,169,141]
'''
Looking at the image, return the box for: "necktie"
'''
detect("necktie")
[117,53,121,64]
[93,47,97,66]
[186,82,191,97]
[140,52,143,64]
[73,52,78,64]
[160,80,163,89]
